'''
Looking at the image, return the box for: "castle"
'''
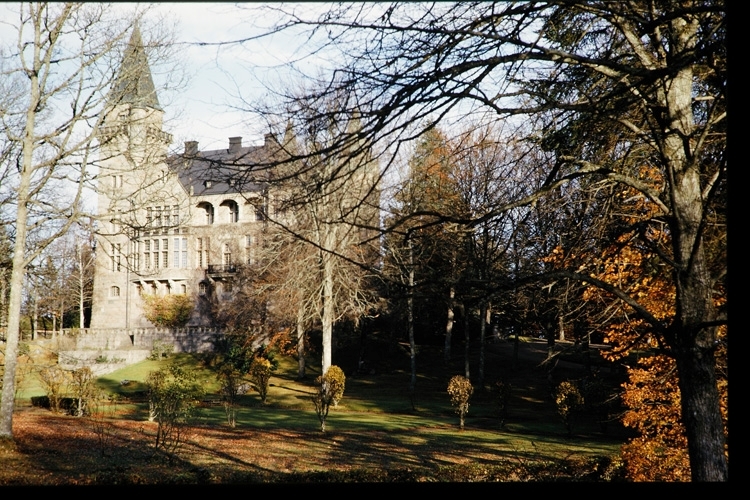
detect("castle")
[89,27,374,330]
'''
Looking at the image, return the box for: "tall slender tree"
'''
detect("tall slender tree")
[0,3,178,440]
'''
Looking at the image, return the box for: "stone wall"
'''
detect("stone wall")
[54,327,225,376]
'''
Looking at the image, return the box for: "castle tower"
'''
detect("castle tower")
[90,26,174,329]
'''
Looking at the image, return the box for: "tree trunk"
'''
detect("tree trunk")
[0,87,35,437]
[558,315,564,342]
[546,322,555,360]
[478,301,490,387]
[513,324,520,371]
[296,307,306,379]
[444,286,455,363]
[675,342,727,481]
[321,251,334,376]
[407,264,416,396]
[463,304,470,379]
[77,243,85,329]
[668,133,727,480]
[32,280,38,341]
[661,16,727,479]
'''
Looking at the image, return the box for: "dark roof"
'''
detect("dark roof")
[108,25,161,110]
[168,135,287,196]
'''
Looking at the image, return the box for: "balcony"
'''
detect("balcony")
[207,264,237,275]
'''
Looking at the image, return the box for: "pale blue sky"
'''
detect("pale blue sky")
[150,2,334,153]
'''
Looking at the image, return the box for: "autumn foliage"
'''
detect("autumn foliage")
[143,294,194,328]
[447,375,473,430]
[567,166,728,481]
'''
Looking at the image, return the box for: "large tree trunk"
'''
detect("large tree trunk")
[661,14,727,480]
[321,252,334,375]
[675,342,726,481]
[0,228,29,438]
[668,125,727,480]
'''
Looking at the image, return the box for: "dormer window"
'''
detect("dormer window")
[204,180,212,189]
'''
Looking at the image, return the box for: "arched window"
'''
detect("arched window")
[198,282,207,295]
[221,200,239,223]
[110,286,120,298]
[197,202,214,224]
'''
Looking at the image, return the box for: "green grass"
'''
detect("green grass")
[3,337,631,484]
[77,340,626,456]
[12,336,628,464]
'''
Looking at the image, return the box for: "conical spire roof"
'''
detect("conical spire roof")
[109,25,161,110]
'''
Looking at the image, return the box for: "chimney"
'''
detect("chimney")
[229,136,242,153]
[184,141,198,156]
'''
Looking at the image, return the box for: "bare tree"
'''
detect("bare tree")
[273,105,380,376]
[71,224,96,329]
[239,1,727,480]
[0,3,179,440]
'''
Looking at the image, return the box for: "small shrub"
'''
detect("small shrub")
[447,375,474,430]
[38,366,69,413]
[88,392,118,457]
[495,379,512,427]
[249,356,272,404]
[556,380,584,436]
[312,365,346,433]
[69,367,97,417]
[581,373,615,432]
[217,364,243,427]
[146,364,204,458]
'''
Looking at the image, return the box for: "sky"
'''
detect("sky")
[146,3,332,153]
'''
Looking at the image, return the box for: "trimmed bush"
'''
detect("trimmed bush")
[556,380,584,436]
[447,375,473,430]
[249,356,272,404]
[312,365,346,432]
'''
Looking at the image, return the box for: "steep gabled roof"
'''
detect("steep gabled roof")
[109,25,161,110]
[169,135,288,196]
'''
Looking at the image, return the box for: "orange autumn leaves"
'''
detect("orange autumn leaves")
[543,164,727,481]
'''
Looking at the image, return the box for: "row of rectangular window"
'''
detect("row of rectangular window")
[146,206,180,229]
[110,235,257,272]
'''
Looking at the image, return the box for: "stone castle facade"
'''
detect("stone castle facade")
[90,28,305,329]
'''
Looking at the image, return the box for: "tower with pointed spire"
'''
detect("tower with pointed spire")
[91,26,177,329]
